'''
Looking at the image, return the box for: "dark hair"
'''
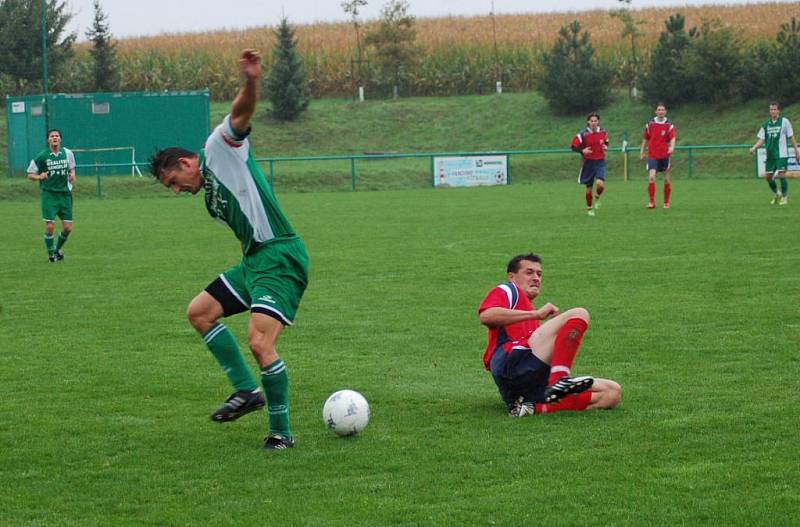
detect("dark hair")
[655,102,667,110]
[47,128,61,138]
[148,147,197,180]
[586,112,600,122]
[769,102,781,110]
[507,253,542,273]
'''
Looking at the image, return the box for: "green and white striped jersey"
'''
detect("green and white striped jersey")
[758,117,795,159]
[27,147,75,193]
[200,114,296,254]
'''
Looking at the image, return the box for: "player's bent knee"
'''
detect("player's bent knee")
[602,381,622,409]
[186,298,218,333]
[565,307,590,324]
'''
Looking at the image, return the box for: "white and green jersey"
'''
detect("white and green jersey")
[200,114,296,254]
[758,117,795,160]
[27,147,75,193]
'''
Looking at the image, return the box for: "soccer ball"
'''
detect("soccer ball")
[322,389,370,437]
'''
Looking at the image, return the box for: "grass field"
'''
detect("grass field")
[1,178,798,526]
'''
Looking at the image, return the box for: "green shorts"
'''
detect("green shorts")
[41,190,73,222]
[766,157,789,174]
[216,237,309,325]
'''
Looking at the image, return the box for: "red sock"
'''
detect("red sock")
[664,182,671,204]
[585,189,593,208]
[596,184,604,198]
[648,181,655,203]
[547,318,588,385]
[535,391,592,414]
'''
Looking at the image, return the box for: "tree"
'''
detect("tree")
[765,17,800,104]
[640,14,696,105]
[0,0,76,93]
[266,18,310,121]
[364,0,418,97]
[538,21,614,114]
[85,0,118,92]
[342,0,369,94]
[610,0,646,98]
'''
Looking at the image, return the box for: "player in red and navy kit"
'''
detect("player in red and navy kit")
[640,102,676,209]
[477,253,621,417]
[571,112,609,216]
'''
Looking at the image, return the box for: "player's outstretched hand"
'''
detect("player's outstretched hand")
[40,172,48,180]
[240,49,262,80]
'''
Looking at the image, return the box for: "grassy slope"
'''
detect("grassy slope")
[2,92,793,197]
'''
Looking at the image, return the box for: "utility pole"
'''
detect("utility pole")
[42,0,50,130]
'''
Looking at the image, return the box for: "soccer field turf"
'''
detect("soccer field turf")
[1,179,798,526]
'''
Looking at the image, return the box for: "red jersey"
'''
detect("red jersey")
[643,117,676,160]
[571,127,609,161]
[478,281,541,370]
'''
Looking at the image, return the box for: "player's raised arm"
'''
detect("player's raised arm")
[230,49,262,136]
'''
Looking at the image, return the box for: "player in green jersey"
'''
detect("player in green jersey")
[750,102,800,205]
[27,129,76,262]
[148,49,308,451]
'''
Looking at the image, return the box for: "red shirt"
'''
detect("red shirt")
[571,127,609,161]
[478,281,540,370]
[643,117,676,160]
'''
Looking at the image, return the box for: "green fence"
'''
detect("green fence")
[79,143,757,197]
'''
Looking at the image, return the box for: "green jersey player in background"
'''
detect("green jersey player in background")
[149,49,309,451]
[750,102,800,205]
[27,129,76,262]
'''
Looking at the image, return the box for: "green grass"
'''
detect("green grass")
[1,179,798,526]
[2,92,789,194]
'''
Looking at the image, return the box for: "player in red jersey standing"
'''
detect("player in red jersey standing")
[640,102,676,209]
[478,253,621,417]
[571,112,609,216]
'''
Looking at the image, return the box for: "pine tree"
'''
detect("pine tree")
[266,18,310,121]
[767,17,800,104]
[538,21,613,114]
[640,14,695,105]
[85,0,118,92]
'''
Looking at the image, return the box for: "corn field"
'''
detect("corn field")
[32,3,800,99]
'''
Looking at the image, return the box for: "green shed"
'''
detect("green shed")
[5,90,210,177]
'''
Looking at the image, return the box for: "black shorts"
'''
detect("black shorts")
[489,346,551,408]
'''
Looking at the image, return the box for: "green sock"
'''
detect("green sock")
[767,178,778,193]
[780,178,788,196]
[56,231,69,251]
[44,234,55,255]
[203,323,258,391]
[261,359,292,439]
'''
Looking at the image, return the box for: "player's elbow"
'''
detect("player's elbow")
[478,311,496,327]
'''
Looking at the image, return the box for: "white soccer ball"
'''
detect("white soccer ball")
[322,389,370,437]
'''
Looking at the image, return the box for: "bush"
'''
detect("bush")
[683,20,747,104]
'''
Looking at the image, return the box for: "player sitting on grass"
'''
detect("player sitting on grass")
[148,49,308,451]
[478,253,621,417]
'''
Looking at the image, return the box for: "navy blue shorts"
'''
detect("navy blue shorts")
[647,157,671,172]
[579,159,606,186]
[489,346,551,408]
